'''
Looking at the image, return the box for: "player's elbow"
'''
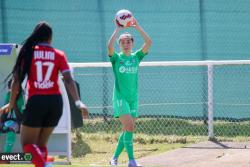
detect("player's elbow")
[147,38,152,46]
[107,47,114,56]
[107,43,113,51]
[64,77,74,86]
[63,73,74,85]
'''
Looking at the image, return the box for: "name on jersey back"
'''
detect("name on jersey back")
[34,50,55,60]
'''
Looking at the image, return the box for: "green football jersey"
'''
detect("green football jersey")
[110,49,147,102]
[4,91,25,114]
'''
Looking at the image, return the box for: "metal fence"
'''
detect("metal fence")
[71,61,250,139]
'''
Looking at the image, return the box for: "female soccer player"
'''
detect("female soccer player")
[0,21,88,167]
[107,18,152,167]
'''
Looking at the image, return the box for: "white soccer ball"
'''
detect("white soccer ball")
[115,9,135,27]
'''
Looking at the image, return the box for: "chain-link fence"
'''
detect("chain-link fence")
[72,61,250,138]
[69,61,250,164]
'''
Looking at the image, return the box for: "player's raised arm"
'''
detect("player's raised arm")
[134,19,152,54]
[107,27,121,56]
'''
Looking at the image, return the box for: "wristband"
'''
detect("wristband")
[75,100,85,108]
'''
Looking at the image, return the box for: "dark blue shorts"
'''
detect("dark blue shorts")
[22,94,63,127]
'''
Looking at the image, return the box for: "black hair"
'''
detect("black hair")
[7,79,12,89]
[5,21,52,85]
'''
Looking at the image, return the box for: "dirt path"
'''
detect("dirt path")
[138,141,250,167]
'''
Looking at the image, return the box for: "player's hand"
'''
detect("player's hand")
[132,18,139,29]
[75,100,89,119]
[0,103,11,114]
[114,19,133,29]
[80,105,89,119]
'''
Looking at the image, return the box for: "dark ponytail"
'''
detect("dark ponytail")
[5,21,52,85]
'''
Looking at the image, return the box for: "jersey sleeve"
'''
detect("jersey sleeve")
[4,92,10,104]
[59,53,70,74]
[135,49,147,62]
[109,52,118,63]
[16,92,25,112]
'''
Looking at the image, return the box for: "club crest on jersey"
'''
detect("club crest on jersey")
[125,60,132,66]
[124,59,136,66]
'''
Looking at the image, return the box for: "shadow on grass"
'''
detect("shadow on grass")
[72,130,91,157]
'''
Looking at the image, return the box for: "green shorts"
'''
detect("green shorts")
[113,98,138,118]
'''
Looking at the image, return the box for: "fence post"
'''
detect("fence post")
[207,64,214,139]
[97,0,109,122]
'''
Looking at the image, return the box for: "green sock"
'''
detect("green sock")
[4,131,16,153]
[123,131,134,160]
[113,132,124,158]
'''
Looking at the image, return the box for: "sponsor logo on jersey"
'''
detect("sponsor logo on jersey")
[119,66,126,73]
[119,66,138,74]
[34,80,54,89]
